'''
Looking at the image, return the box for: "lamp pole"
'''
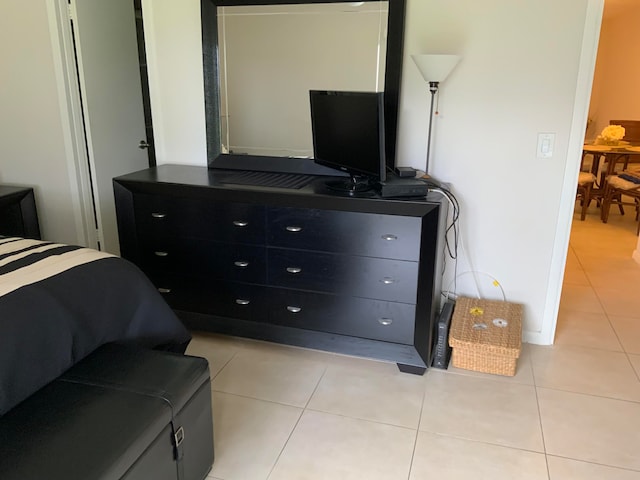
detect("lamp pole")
[425,81,439,176]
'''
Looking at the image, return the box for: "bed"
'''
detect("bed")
[0,236,191,415]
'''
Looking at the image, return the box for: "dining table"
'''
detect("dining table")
[581,142,640,198]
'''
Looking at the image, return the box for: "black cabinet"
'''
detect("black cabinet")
[0,186,40,240]
[114,165,445,374]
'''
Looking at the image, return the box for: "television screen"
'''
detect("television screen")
[310,90,386,193]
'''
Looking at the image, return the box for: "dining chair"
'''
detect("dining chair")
[610,120,640,142]
[601,170,640,235]
[576,171,596,220]
[589,120,640,207]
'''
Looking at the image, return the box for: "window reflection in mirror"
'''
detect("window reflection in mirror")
[217,2,388,158]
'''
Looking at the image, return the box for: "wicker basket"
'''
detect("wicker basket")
[448,297,523,376]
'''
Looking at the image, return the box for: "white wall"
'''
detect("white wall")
[143,0,599,343]
[588,3,640,139]
[142,0,207,165]
[0,0,84,245]
[397,1,594,343]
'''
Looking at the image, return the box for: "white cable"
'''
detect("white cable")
[429,184,490,302]
[457,227,482,299]
[427,185,463,302]
[443,270,506,302]
[426,184,504,304]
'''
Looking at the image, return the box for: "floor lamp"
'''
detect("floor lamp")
[411,54,461,177]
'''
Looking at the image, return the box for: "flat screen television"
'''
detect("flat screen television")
[310,90,386,194]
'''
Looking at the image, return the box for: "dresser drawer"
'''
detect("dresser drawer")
[269,289,415,344]
[134,194,265,244]
[148,274,269,321]
[138,238,266,283]
[267,207,421,260]
[268,248,418,303]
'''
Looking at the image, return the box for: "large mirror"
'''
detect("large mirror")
[201,0,406,174]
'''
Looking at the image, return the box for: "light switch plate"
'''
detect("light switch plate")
[537,133,555,158]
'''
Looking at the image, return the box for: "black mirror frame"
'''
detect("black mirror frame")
[201,0,406,174]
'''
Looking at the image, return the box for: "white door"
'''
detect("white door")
[70,0,149,255]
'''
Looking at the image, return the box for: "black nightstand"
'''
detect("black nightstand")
[0,186,41,240]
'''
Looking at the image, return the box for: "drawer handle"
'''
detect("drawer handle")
[378,318,393,326]
[286,226,302,233]
[234,261,249,268]
[381,234,398,241]
[151,212,166,219]
[233,220,248,227]
[287,306,302,313]
[157,287,171,293]
[154,251,169,257]
[382,277,395,285]
[286,267,302,274]
[236,299,250,305]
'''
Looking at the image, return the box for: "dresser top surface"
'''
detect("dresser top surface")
[114,164,445,215]
[0,185,34,198]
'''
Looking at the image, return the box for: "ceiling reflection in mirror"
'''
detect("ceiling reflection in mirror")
[217,2,388,158]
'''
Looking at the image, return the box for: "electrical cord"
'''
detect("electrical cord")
[423,182,461,302]
[441,271,506,302]
[456,225,482,299]
[389,174,501,303]
[420,179,507,303]
[424,183,459,261]
[425,184,459,260]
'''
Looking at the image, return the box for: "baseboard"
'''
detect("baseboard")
[523,330,552,345]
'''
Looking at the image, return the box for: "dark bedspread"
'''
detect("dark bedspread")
[0,237,191,415]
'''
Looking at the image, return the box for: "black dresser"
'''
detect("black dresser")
[0,186,40,240]
[114,165,446,373]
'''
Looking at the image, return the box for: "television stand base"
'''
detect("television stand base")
[324,177,374,197]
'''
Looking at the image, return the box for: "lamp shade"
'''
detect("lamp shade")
[411,54,461,83]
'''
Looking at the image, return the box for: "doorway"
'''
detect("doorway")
[54,0,155,254]
[571,0,640,242]
[557,0,640,350]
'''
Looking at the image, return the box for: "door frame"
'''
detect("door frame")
[46,0,99,249]
[46,0,154,251]
[541,0,604,345]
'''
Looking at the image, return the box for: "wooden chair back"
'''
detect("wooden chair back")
[610,120,640,143]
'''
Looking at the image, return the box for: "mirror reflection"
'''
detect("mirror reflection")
[217,2,388,158]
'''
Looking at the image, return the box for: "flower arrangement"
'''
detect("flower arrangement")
[597,125,625,145]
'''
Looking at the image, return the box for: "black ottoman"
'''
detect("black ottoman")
[0,344,213,480]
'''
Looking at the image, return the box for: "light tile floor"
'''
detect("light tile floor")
[187,203,640,480]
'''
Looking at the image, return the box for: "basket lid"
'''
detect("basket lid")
[449,297,522,357]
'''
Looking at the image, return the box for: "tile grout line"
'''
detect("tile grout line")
[263,362,329,480]
[546,453,640,474]
[570,235,640,384]
[533,384,552,479]
[405,376,429,480]
[529,348,553,479]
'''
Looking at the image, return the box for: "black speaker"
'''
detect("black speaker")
[432,300,455,369]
